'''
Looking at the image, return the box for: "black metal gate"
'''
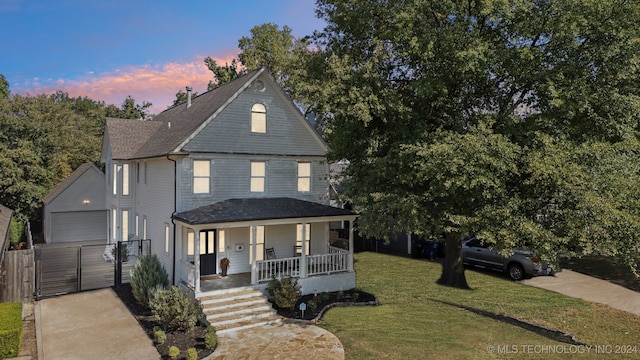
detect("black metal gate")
[35,240,150,299]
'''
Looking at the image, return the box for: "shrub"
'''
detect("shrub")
[150,286,200,332]
[0,302,22,358]
[307,297,318,312]
[153,329,166,344]
[129,254,169,307]
[168,345,180,359]
[186,347,198,360]
[267,276,301,310]
[205,326,217,349]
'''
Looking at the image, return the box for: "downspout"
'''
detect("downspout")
[167,155,177,285]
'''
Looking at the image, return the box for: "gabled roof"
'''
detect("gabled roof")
[104,68,266,160]
[173,197,356,225]
[43,163,103,205]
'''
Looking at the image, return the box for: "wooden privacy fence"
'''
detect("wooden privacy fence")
[0,248,35,303]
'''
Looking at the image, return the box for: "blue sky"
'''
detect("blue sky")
[1,0,323,113]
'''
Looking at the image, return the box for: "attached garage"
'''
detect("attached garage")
[50,210,107,243]
[44,163,107,244]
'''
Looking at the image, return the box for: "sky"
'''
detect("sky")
[0,0,325,114]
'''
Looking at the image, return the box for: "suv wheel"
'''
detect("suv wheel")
[508,263,525,281]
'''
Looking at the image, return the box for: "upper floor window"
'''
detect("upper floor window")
[122,164,130,196]
[112,164,118,195]
[297,162,311,192]
[251,103,266,133]
[193,160,210,194]
[250,161,265,192]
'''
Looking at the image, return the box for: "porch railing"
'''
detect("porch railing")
[255,249,350,283]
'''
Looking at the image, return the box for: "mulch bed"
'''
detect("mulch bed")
[113,284,215,360]
[271,288,378,321]
[114,284,378,359]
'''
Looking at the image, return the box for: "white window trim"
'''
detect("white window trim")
[297,162,311,192]
[122,163,130,196]
[193,160,211,194]
[251,103,267,133]
[250,161,266,193]
[164,223,170,254]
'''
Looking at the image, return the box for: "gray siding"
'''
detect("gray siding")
[177,154,330,213]
[134,158,176,279]
[183,73,326,156]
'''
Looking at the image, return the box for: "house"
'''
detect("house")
[43,163,107,244]
[0,204,13,264]
[100,68,357,296]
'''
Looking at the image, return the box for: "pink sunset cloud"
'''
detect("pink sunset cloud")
[18,51,238,115]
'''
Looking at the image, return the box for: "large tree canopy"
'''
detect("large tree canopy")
[0,78,152,231]
[294,0,640,287]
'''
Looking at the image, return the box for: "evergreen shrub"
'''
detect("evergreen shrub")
[129,254,169,307]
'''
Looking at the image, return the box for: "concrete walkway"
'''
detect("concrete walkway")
[522,269,640,316]
[36,288,159,360]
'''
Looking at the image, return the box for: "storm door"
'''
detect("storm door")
[199,230,217,276]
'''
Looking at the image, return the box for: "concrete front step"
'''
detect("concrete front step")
[197,287,281,334]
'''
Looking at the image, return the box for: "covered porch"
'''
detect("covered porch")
[172,197,357,296]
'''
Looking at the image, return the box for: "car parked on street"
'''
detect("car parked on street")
[461,238,554,281]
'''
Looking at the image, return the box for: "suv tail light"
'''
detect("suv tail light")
[532,258,540,264]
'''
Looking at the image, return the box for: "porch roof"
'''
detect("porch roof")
[173,197,356,225]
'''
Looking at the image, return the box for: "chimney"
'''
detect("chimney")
[186,86,192,108]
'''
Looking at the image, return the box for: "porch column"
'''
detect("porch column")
[194,230,201,294]
[348,220,354,272]
[250,225,257,284]
[300,222,308,278]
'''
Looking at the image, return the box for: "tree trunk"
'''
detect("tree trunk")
[436,233,470,289]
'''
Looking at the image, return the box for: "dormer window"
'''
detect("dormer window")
[251,103,266,133]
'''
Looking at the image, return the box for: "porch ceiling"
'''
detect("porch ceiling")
[173,197,356,226]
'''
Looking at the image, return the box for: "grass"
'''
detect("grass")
[318,252,640,359]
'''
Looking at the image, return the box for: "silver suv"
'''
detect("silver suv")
[462,238,553,280]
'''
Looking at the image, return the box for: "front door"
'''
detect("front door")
[200,230,216,276]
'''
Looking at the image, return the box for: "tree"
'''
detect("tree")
[204,58,243,91]
[238,23,296,86]
[0,74,9,98]
[105,95,152,120]
[298,0,640,287]
[172,88,199,107]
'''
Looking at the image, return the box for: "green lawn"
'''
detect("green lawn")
[319,252,640,359]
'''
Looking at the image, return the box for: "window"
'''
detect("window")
[164,224,170,254]
[200,231,215,255]
[251,103,266,133]
[250,161,265,192]
[218,230,226,253]
[297,162,311,192]
[112,209,117,241]
[143,216,147,240]
[251,225,265,261]
[297,224,310,256]
[122,164,130,196]
[144,162,148,184]
[136,163,140,184]
[121,210,129,241]
[187,230,195,260]
[112,164,118,195]
[193,160,210,194]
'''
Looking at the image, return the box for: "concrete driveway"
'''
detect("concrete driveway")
[36,288,159,360]
[522,269,640,316]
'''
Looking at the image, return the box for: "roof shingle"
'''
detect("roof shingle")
[173,197,356,225]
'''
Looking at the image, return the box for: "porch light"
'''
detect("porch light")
[82,199,91,205]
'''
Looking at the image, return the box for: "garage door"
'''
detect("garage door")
[50,211,107,243]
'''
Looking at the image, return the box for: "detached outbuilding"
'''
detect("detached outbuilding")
[43,163,107,244]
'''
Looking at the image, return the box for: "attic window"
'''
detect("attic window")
[251,103,266,133]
